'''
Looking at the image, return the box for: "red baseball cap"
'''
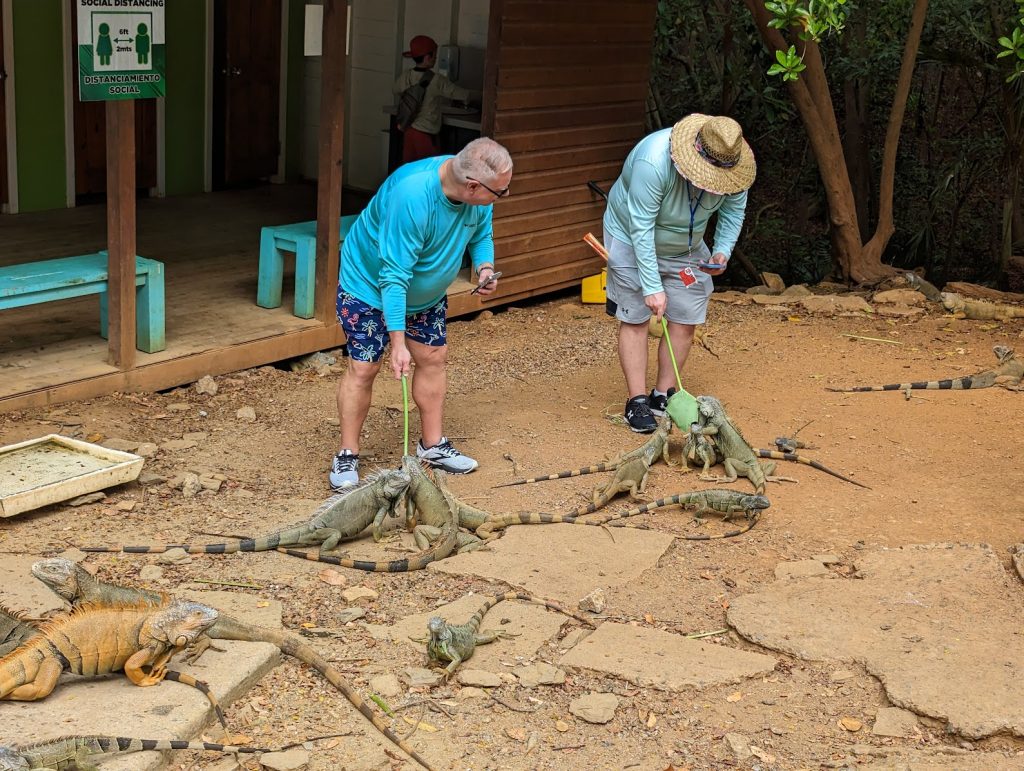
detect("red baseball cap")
[403,35,437,59]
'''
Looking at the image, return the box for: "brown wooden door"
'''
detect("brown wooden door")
[213,0,281,187]
[70,5,157,198]
[479,0,657,293]
[0,7,7,207]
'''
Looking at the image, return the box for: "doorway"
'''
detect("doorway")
[70,2,157,201]
[211,0,281,189]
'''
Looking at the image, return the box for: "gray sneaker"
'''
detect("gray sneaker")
[416,436,478,474]
[329,450,360,490]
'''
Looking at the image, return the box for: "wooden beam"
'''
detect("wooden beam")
[481,0,505,137]
[105,99,136,369]
[314,0,346,324]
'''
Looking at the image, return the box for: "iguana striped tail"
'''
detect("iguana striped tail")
[826,376,984,392]
[753,449,870,489]
[162,670,229,731]
[5,735,266,769]
[492,462,619,488]
[464,592,597,633]
[274,545,450,572]
[80,533,299,555]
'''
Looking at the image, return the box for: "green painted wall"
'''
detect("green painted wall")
[164,0,207,196]
[13,0,66,212]
[285,0,306,180]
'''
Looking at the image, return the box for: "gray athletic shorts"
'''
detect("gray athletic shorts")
[604,234,714,325]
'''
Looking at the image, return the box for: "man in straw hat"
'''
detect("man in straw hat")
[602,114,756,433]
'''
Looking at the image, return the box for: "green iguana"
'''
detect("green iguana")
[691,396,795,494]
[475,489,770,540]
[0,600,217,700]
[276,463,466,572]
[0,605,38,658]
[80,468,411,556]
[404,455,491,537]
[492,414,673,490]
[826,345,1023,393]
[0,735,266,771]
[681,430,869,489]
[941,292,1024,321]
[422,592,595,679]
[30,558,433,771]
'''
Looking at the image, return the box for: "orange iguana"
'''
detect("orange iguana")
[0,599,217,700]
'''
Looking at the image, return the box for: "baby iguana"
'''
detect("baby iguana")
[691,396,795,494]
[81,468,411,556]
[493,415,673,490]
[30,558,434,771]
[0,735,266,771]
[276,464,467,572]
[421,592,595,679]
[0,600,217,700]
[826,345,1023,393]
[476,489,769,540]
[0,605,38,658]
[681,430,869,489]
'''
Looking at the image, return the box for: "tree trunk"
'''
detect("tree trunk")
[841,15,872,242]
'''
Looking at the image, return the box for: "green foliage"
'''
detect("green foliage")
[767,46,807,80]
[997,0,1024,83]
[764,0,849,81]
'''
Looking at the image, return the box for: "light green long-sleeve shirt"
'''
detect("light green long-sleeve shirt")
[603,128,748,296]
[393,68,471,135]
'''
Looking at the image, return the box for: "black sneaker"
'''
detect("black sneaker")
[648,387,678,417]
[624,395,657,433]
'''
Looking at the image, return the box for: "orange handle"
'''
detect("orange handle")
[582,232,609,262]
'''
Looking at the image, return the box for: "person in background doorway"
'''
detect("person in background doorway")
[329,138,513,490]
[603,114,756,433]
[393,35,477,164]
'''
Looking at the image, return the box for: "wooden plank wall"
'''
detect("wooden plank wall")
[481,0,658,298]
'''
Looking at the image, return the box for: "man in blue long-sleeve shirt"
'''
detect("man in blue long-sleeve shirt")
[329,138,513,489]
[603,114,757,433]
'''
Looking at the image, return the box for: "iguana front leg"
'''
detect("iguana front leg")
[473,630,519,645]
[759,460,798,486]
[125,645,174,686]
[412,525,484,554]
[181,634,226,665]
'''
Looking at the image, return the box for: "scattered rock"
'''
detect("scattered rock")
[67,492,106,507]
[578,588,606,614]
[745,285,781,296]
[710,290,752,305]
[139,565,164,581]
[156,548,193,565]
[181,472,203,498]
[135,442,159,458]
[456,686,488,701]
[199,474,223,493]
[779,283,813,298]
[814,554,841,565]
[183,432,208,442]
[559,627,593,651]
[872,707,919,738]
[513,662,566,687]
[115,500,137,512]
[369,673,402,698]
[167,402,191,411]
[555,720,570,732]
[723,732,752,761]
[101,438,140,452]
[800,295,874,314]
[569,692,619,724]
[750,294,793,305]
[761,272,786,291]
[236,406,257,423]
[830,669,856,682]
[162,439,198,452]
[289,351,336,375]
[341,587,378,603]
[840,717,863,732]
[457,669,502,688]
[195,375,218,396]
[477,310,494,320]
[1013,544,1024,582]
[136,472,165,486]
[336,607,366,624]
[774,560,830,579]
[873,288,926,305]
[258,748,310,771]
[403,668,442,688]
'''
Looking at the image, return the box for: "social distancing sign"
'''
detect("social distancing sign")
[77,0,165,101]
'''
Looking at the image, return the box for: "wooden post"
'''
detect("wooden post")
[314,0,347,324]
[105,99,136,368]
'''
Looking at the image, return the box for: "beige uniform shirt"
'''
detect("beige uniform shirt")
[393,68,471,135]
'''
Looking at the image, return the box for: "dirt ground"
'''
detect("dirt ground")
[2,286,1023,771]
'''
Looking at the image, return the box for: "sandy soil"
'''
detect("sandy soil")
[1,287,1023,770]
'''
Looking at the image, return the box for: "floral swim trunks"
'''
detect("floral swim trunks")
[336,288,448,363]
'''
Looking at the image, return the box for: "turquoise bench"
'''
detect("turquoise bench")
[0,251,166,353]
[256,215,359,319]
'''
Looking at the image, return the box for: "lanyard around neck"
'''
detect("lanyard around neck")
[686,180,705,251]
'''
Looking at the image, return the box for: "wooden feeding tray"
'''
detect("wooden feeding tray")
[0,434,143,518]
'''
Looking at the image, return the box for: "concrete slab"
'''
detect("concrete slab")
[386,592,575,671]
[0,555,67,614]
[858,750,1023,770]
[429,524,675,604]
[0,585,283,771]
[728,543,1024,739]
[558,622,776,691]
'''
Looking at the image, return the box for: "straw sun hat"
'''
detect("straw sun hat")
[669,114,756,195]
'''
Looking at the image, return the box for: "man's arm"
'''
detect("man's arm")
[378,192,426,334]
[710,189,748,260]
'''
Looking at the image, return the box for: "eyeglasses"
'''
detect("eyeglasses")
[467,177,510,198]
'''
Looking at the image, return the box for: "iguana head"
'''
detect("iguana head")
[0,746,28,771]
[30,557,83,603]
[147,599,219,648]
[427,616,451,643]
[742,494,771,511]
[696,395,723,421]
[994,345,1014,362]
[379,463,413,499]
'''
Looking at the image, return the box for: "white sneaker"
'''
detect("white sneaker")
[329,450,360,490]
[416,436,478,474]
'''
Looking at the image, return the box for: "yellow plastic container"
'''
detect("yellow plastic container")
[581,269,607,303]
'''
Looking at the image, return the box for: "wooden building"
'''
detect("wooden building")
[0,0,656,411]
